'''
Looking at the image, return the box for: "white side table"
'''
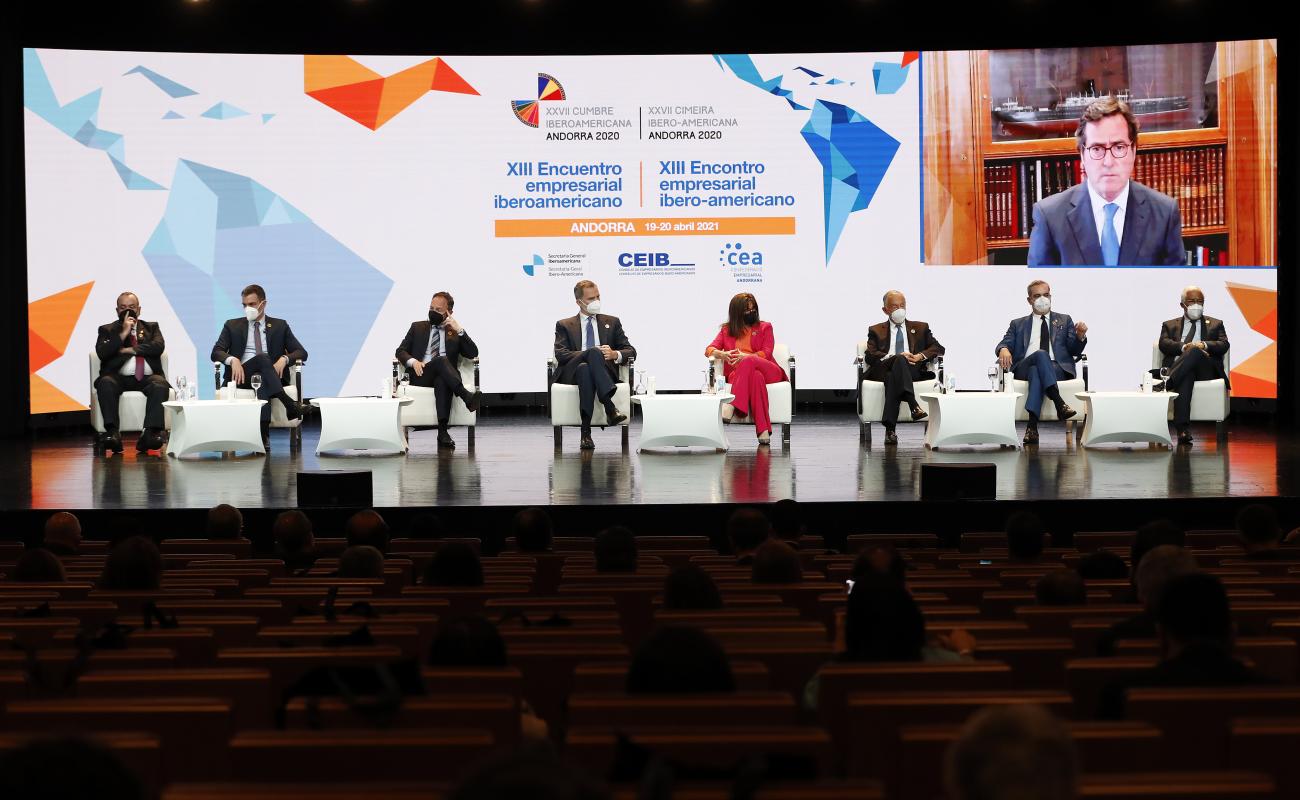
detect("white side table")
[164,399,267,457]
[632,393,733,452]
[312,397,413,455]
[1075,391,1175,447]
[918,391,1022,449]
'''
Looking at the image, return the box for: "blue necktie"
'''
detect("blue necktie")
[1101,202,1120,266]
[894,324,904,356]
[585,316,595,350]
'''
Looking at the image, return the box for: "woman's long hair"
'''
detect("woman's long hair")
[725,293,759,339]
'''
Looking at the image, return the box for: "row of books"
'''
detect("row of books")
[1185,244,1229,267]
[983,145,1229,241]
[1134,145,1227,231]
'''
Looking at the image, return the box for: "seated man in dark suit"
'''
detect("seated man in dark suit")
[1096,572,1269,719]
[553,280,634,450]
[1028,95,1184,267]
[995,280,1087,444]
[1158,285,1229,446]
[94,291,171,454]
[210,284,305,449]
[396,291,482,449]
[864,290,942,445]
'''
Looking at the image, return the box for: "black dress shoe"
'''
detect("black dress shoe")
[464,390,482,413]
[579,434,596,450]
[884,429,899,445]
[282,399,302,421]
[1022,426,1040,445]
[101,430,123,454]
[1177,429,1194,446]
[136,429,164,453]
[437,430,456,449]
[1055,402,1077,421]
[909,406,927,422]
[606,408,628,427]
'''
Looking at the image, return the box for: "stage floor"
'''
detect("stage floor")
[5,410,1290,511]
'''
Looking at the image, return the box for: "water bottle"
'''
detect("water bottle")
[648,376,657,396]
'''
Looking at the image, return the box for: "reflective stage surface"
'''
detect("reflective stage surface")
[7,410,1290,511]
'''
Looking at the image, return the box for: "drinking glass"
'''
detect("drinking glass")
[250,374,263,397]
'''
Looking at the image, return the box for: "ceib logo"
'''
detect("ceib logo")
[522,254,543,276]
[511,73,566,127]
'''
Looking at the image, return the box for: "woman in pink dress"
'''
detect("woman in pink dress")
[704,293,788,445]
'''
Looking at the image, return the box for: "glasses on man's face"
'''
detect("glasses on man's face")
[1085,142,1131,160]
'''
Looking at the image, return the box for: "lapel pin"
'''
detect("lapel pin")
[604,323,610,329]
[910,328,916,334]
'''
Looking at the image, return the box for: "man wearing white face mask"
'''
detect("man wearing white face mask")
[212,284,307,449]
[1159,286,1230,446]
[864,290,944,445]
[996,280,1088,445]
[553,279,636,450]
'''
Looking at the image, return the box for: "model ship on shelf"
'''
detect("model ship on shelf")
[992,90,1195,138]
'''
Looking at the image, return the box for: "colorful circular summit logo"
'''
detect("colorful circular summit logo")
[511,73,566,127]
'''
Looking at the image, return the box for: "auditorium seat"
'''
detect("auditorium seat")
[508,642,629,725]
[0,731,163,798]
[0,582,94,600]
[975,637,1075,688]
[0,647,178,685]
[900,720,1164,800]
[572,659,770,693]
[569,691,798,729]
[283,693,518,744]
[607,783,884,800]
[844,689,1074,780]
[816,662,1015,757]
[845,533,941,552]
[1077,771,1275,798]
[1126,686,1300,767]
[0,670,28,702]
[1229,717,1300,798]
[419,666,522,704]
[0,617,87,648]
[255,624,424,658]
[51,626,219,664]
[156,601,289,626]
[74,667,274,728]
[566,726,835,780]
[1114,637,1297,683]
[1016,605,1136,636]
[228,729,494,782]
[3,696,232,781]
[1066,656,1159,716]
[163,783,445,800]
[215,645,406,698]
[160,539,254,558]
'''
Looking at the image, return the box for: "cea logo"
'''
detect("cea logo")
[618,252,694,267]
[522,254,543,276]
[719,242,763,266]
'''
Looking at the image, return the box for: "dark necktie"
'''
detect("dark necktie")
[254,321,265,356]
[1039,315,1049,354]
[1183,321,1197,345]
[129,328,144,380]
[894,324,904,356]
[426,324,442,361]
[585,316,596,350]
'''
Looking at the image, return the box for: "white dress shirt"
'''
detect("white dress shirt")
[117,325,154,377]
[1024,312,1056,363]
[886,322,908,357]
[581,312,622,363]
[406,322,450,368]
[1179,317,1203,344]
[225,318,266,366]
[1087,179,1129,250]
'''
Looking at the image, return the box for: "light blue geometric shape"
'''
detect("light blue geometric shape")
[714,52,903,265]
[800,100,901,262]
[261,113,276,124]
[201,101,249,120]
[523,254,542,277]
[23,48,165,191]
[142,160,393,399]
[872,62,910,95]
[163,110,185,120]
[124,66,198,98]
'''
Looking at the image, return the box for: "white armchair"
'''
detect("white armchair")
[394,356,480,447]
[212,360,305,446]
[853,342,935,444]
[707,344,795,445]
[547,357,633,450]
[995,354,1088,441]
[89,352,174,433]
[1151,340,1229,440]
